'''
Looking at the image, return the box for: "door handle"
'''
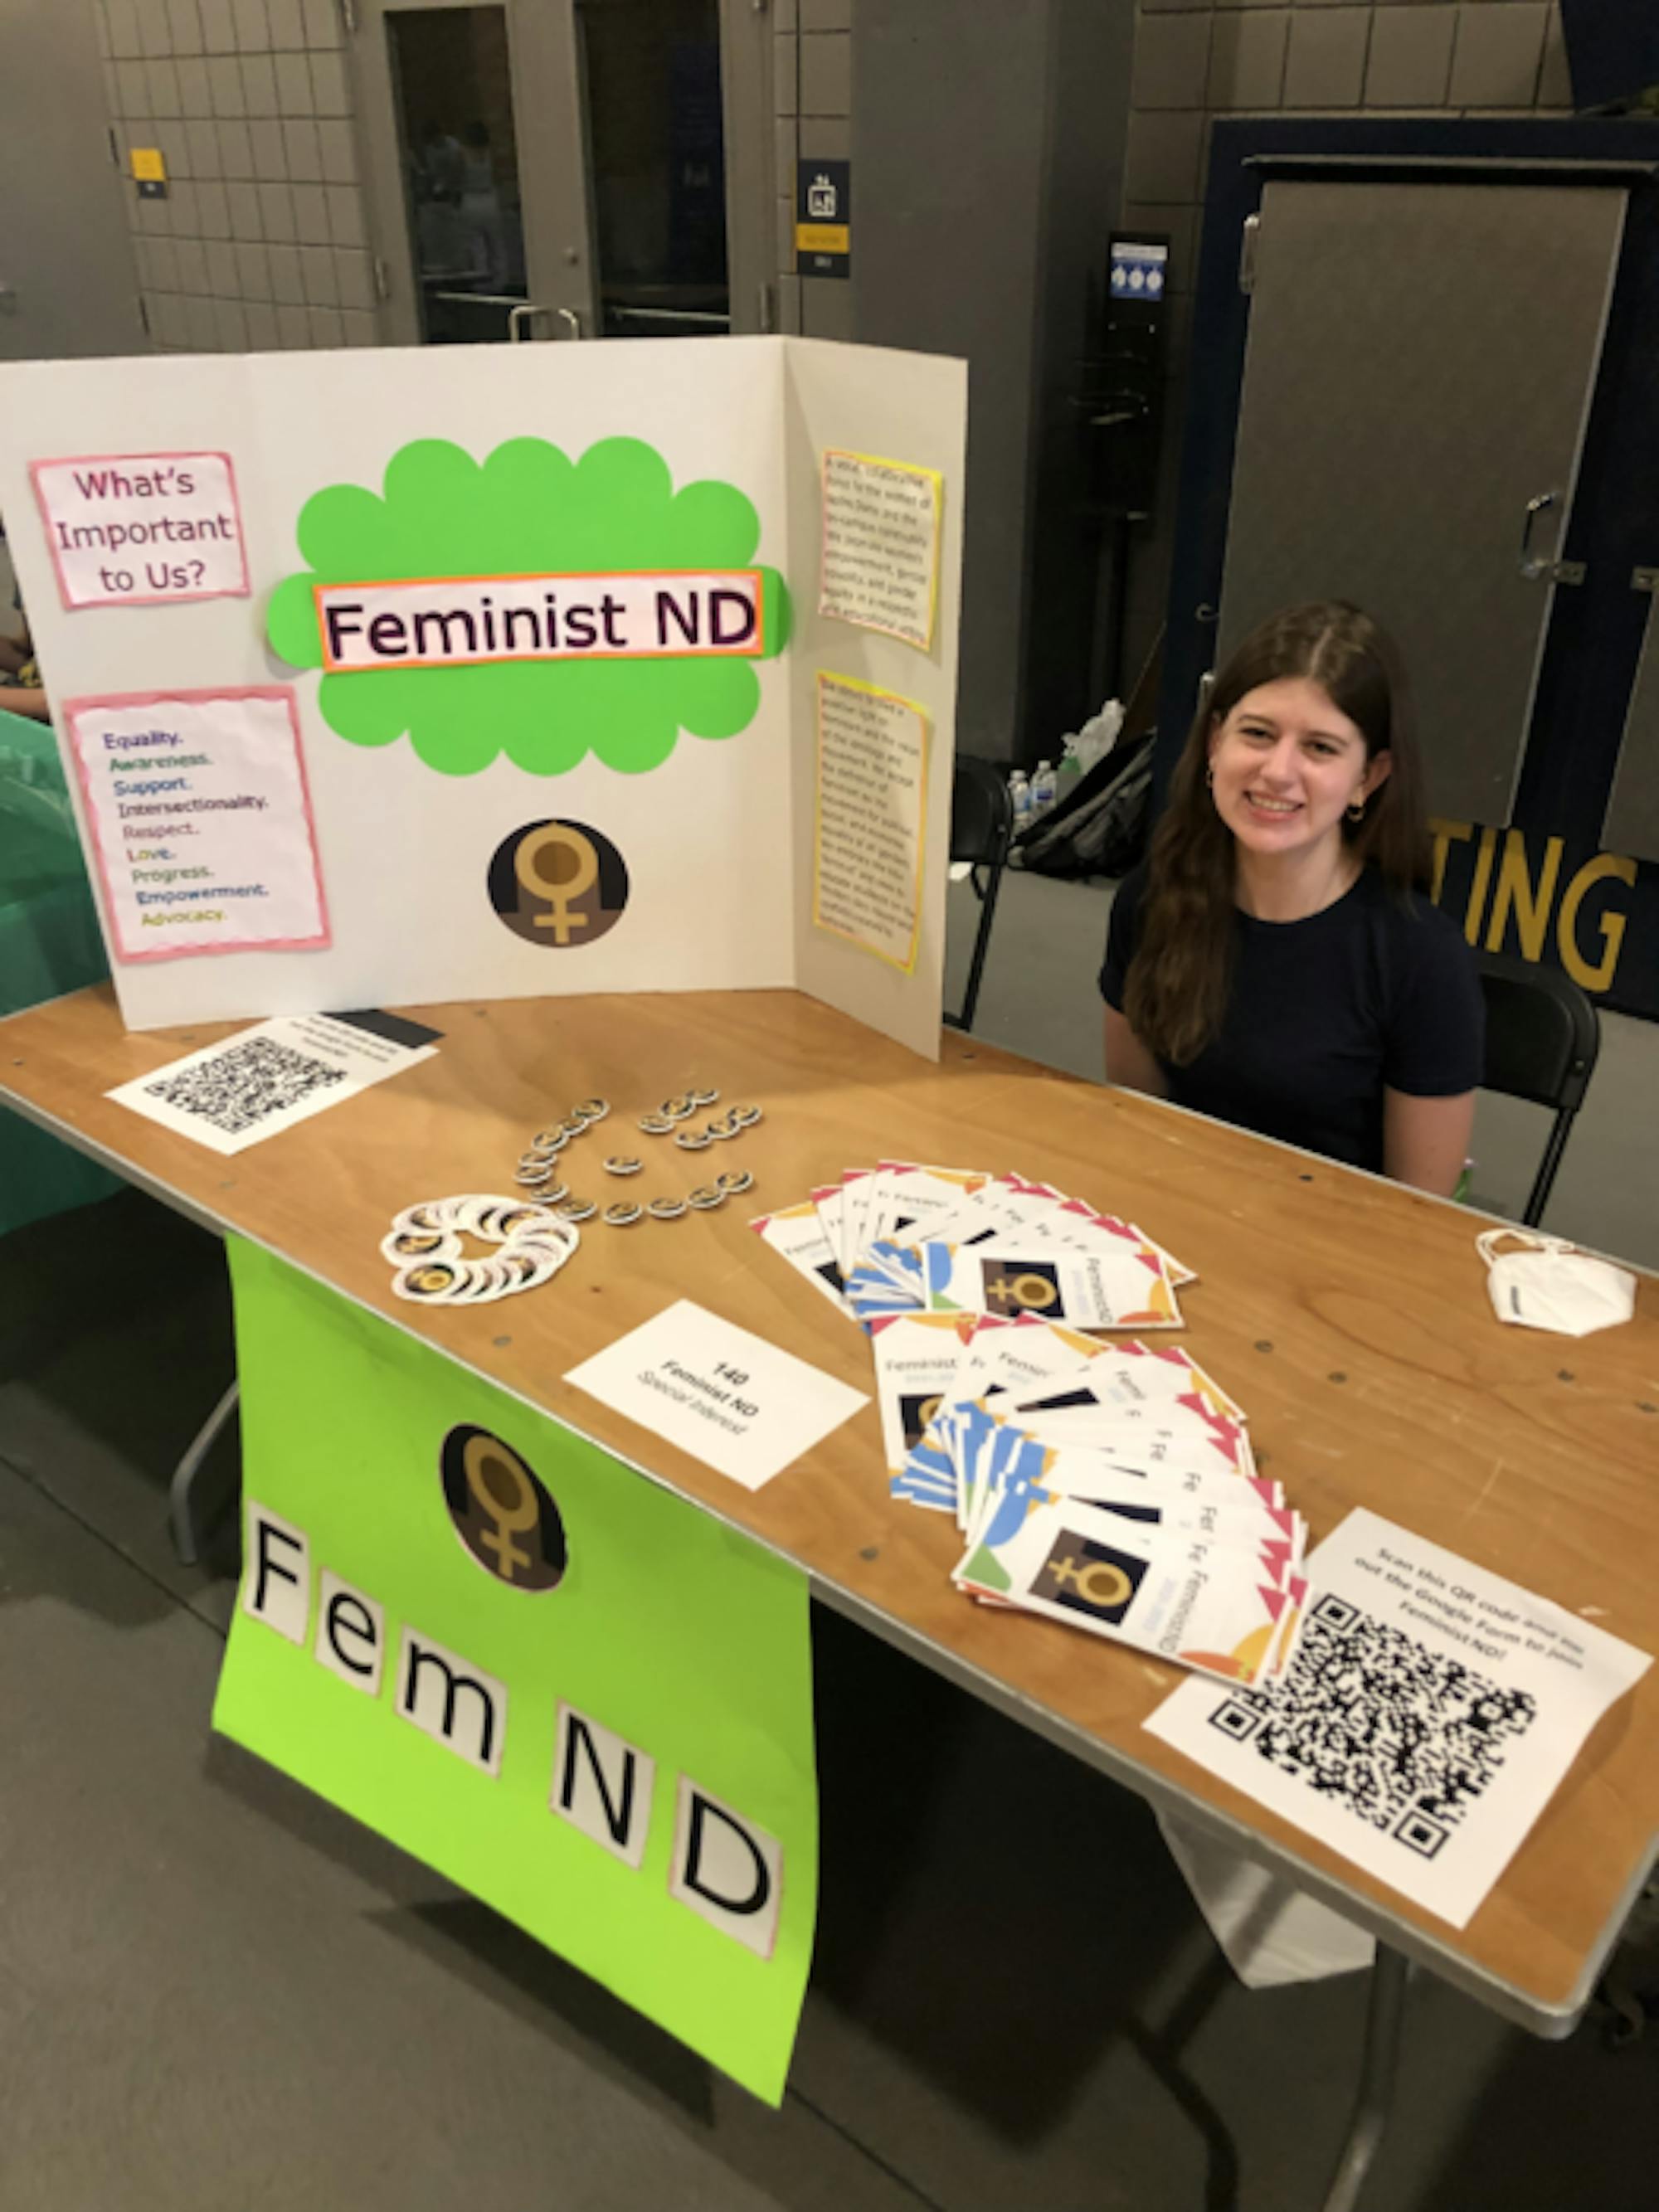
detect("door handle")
[1519,491,1559,581]
[555,306,582,341]
[508,303,552,342]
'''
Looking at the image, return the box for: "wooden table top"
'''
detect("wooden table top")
[3,981,1656,2032]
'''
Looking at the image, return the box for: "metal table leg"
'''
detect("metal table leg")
[1320,1946,1412,2212]
[167,1379,241,1567]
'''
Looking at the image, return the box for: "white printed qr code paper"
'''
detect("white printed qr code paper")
[1143,1509,1651,1928]
[107,1013,437,1156]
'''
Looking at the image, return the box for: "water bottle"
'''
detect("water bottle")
[1055,737,1082,804]
[1031,758,1058,818]
[1009,770,1032,834]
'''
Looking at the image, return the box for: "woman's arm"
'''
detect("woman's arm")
[1382,1086,1475,1198]
[1104,1005,1168,1099]
[0,683,51,723]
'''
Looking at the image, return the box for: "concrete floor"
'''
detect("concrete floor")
[2,873,1657,2212]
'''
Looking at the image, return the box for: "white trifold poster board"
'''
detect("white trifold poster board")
[0,337,966,1057]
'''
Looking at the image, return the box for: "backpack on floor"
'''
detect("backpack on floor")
[1015,728,1155,881]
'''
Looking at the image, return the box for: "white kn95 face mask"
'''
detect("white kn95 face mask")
[1477,1229,1637,1339]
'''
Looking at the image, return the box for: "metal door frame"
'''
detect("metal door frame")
[347,0,772,343]
[348,0,597,346]
[713,0,776,335]
[1214,169,1627,828]
[1152,118,1659,1023]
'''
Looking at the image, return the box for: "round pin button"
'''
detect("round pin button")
[647,1196,688,1221]
[602,1201,643,1227]
[554,1196,596,1222]
[687,1185,725,1211]
[577,1098,610,1123]
[604,1155,643,1176]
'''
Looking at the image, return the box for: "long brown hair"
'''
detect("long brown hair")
[1124,601,1429,1067]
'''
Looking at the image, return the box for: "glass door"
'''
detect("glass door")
[356,0,596,345]
[353,0,771,345]
[576,0,727,338]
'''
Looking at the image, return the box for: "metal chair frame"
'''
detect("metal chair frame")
[1475,951,1601,1228]
[945,755,1013,1034]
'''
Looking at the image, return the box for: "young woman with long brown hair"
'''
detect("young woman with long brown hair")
[1100,601,1481,1194]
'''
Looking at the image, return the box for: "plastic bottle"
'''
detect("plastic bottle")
[1030,759,1058,817]
[1076,699,1125,775]
[1009,770,1033,833]
[1054,737,1082,804]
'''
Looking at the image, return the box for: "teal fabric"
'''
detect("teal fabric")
[0,709,123,1236]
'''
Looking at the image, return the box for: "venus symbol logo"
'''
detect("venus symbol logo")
[440,1424,567,1591]
[488,819,631,947]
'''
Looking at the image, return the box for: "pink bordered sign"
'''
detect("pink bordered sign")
[61,686,331,965]
[29,450,250,610]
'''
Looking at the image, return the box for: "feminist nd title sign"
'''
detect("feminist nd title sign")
[314,568,764,672]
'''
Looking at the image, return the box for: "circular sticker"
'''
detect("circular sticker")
[440,1424,567,1591]
[488,819,630,947]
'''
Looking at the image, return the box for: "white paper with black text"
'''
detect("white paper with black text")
[564,1299,868,1490]
[1143,1509,1651,1928]
[106,1012,436,1155]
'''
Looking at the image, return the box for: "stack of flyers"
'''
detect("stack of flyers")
[952,1456,1305,1689]
[752,1164,1307,1688]
[882,1320,1306,1689]
[753,1162,1194,1333]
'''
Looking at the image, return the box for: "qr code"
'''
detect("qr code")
[1207,1594,1538,1861]
[144,1036,347,1136]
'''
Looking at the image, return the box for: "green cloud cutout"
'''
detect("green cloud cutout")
[266,435,791,776]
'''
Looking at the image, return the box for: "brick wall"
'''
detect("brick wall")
[95,0,379,353]
[1120,0,1574,673]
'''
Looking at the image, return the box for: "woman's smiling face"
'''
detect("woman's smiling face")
[1207,676,1391,863]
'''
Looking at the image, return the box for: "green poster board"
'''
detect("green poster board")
[214,1239,817,2103]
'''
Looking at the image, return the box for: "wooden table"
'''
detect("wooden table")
[4,982,1657,2208]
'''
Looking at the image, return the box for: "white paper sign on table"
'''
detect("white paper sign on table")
[565,1299,868,1490]
[1143,1508,1652,1929]
[107,1011,437,1155]
[65,688,328,963]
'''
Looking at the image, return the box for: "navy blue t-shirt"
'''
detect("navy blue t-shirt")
[1099,865,1483,1174]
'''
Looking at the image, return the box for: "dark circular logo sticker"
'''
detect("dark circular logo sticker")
[440,1424,567,1591]
[488,818,630,947]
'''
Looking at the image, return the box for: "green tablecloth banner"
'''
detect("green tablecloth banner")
[214,1237,818,2103]
[0,707,121,1236]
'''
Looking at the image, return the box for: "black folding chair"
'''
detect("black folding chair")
[945,755,1012,1033]
[1476,951,1600,1228]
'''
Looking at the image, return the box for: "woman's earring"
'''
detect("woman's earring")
[1345,796,1367,823]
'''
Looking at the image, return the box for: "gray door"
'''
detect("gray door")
[0,0,147,360]
[1218,179,1627,824]
[351,0,771,346]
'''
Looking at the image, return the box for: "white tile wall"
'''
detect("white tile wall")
[95,0,378,349]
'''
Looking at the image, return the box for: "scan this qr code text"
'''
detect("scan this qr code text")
[144,1037,347,1136]
[1207,1595,1538,1862]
